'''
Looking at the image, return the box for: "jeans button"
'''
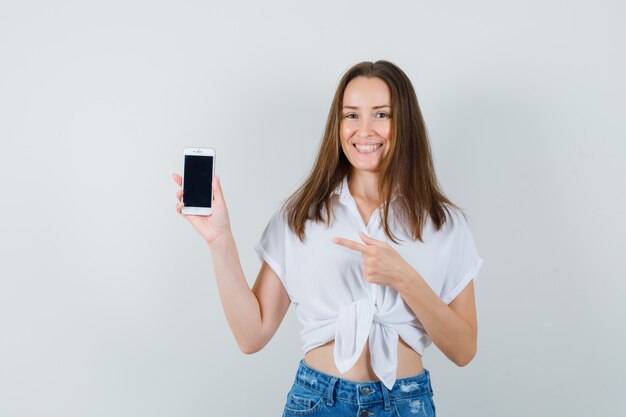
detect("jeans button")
[361,387,372,395]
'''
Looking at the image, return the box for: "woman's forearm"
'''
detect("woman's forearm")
[395,269,477,366]
[207,232,263,354]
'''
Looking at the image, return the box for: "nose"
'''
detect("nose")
[358,118,374,138]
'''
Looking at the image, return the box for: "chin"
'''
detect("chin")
[351,163,382,172]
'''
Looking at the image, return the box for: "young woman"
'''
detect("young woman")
[172,60,483,417]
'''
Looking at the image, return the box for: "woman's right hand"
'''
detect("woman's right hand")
[172,173,232,246]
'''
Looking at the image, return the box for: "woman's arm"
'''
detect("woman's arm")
[395,269,477,366]
[332,231,478,366]
[173,172,290,354]
[208,233,291,354]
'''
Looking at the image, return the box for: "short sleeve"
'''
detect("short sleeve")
[254,207,289,294]
[440,209,484,305]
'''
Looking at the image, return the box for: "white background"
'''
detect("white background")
[1,0,624,415]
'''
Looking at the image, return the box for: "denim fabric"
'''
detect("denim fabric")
[281,359,436,417]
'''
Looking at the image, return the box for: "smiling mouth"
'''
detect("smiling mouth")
[354,143,383,154]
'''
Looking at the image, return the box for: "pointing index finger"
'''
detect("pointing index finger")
[332,237,368,253]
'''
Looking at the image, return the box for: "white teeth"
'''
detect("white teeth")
[355,144,382,152]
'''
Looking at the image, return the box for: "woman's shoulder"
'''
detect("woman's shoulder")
[439,204,480,252]
[434,203,470,236]
[268,203,290,228]
[439,202,465,220]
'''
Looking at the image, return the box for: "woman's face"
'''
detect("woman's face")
[340,76,392,173]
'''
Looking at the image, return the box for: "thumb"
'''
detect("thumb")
[213,175,225,204]
[359,231,383,246]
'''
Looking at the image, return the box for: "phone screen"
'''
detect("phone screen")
[183,155,213,208]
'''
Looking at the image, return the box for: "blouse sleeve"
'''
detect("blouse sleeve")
[440,209,484,305]
[254,207,290,295]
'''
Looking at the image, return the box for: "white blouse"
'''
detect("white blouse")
[254,175,484,390]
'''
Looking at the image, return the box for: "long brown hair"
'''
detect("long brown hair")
[280,60,465,244]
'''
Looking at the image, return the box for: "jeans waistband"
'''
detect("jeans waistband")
[294,359,433,405]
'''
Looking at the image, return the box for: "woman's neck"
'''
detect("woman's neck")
[347,171,381,203]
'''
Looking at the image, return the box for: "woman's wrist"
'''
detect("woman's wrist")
[394,264,425,296]
[207,231,234,251]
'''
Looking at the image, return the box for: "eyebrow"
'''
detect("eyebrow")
[342,105,391,110]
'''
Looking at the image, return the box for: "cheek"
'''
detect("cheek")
[341,123,355,139]
[378,122,392,140]
[340,129,354,151]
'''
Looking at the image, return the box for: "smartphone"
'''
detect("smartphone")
[182,147,215,216]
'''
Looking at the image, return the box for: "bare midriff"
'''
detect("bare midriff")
[303,336,424,382]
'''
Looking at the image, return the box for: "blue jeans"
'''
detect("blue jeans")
[281,359,436,417]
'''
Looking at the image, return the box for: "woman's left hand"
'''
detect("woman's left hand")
[332,231,415,289]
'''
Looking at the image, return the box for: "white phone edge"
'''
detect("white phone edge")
[181,147,215,216]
